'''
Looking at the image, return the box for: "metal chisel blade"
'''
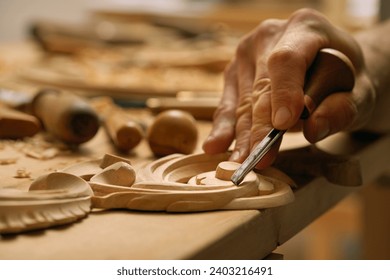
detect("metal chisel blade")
[231,128,286,185]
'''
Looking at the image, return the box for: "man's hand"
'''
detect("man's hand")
[203,8,376,169]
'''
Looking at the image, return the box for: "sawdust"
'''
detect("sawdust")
[1,133,70,161]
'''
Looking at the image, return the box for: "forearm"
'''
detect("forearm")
[354,19,390,133]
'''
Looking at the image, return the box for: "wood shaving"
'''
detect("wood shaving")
[7,133,69,160]
[0,157,18,165]
[24,147,59,160]
[14,168,31,178]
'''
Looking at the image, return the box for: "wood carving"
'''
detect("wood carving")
[0,152,295,233]
[0,144,363,234]
[0,172,92,234]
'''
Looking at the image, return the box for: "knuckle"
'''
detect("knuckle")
[289,8,324,24]
[267,46,296,66]
[235,95,252,120]
[213,101,235,121]
[253,19,284,39]
[235,18,285,59]
[288,8,329,34]
[252,78,271,99]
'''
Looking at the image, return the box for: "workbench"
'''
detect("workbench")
[1,111,389,259]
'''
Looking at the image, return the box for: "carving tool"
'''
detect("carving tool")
[91,97,144,152]
[31,88,100,144]
[0,104,41,139]
[0,88,100,144]
[231,48,356,185]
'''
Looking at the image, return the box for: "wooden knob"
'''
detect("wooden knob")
[147,110,198,157]
[32,89,100,144]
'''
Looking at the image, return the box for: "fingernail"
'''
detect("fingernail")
[274,106,292,128]
[315,117,330,141]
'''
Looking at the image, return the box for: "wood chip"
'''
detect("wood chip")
[0,157,18,165]
[14,168,31,178]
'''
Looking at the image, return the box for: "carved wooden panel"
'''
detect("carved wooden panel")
[0,152,294,234]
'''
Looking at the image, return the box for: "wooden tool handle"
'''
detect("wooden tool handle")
[32,89,100,144]
[302,48,355,118]
[89,96,144,151]
[0,105,41,139]
[104,110,144,151]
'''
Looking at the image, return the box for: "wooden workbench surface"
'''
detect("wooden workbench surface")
[1,115,389,259]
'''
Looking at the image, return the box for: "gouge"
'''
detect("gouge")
[231,48,356,185]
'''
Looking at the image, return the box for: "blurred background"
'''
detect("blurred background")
[0,0,389,260]
[0,0,387,43]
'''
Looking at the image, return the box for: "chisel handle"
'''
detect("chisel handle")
[104,109,144,152]
[0,105,41,139]
[32,89,100,144]
[301,48,355,118]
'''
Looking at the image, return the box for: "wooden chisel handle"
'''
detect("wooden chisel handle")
[90,96,144,151]
[0,105,41,139]
[32,89,100,144]
[301,48,355,118]
[104,109,144,152]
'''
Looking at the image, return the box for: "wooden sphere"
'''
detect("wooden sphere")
[147,110,198,157]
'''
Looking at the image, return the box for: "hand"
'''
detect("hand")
[203,8,376,169]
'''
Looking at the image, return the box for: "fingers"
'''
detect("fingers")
[250,79,282,169]
[202,61,238,154]
[267,48,307,130]
[229,48,256,162]
[304,73,376,142]
[303,92,358,142]
[267,12,330,130]
[266,8,362,131]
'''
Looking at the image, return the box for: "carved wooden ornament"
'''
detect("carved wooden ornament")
[0,153,294,233]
